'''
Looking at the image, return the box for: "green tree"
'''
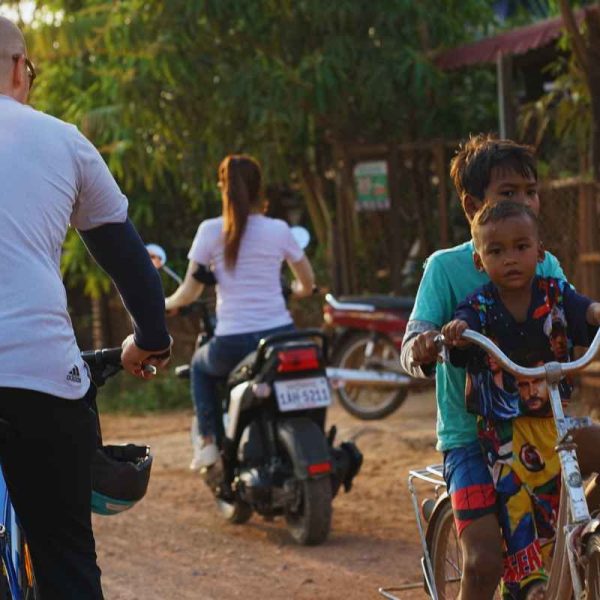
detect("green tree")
[20,0,498,295]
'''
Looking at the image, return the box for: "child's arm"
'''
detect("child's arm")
[442,301,482,367]
[586,302,600,326]
[441,319,471,347]
[399,253,455,377]
[560,280,599,346]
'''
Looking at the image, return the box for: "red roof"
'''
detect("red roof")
[435,8,591,70]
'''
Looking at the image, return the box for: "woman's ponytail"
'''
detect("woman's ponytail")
[220,155,262,270]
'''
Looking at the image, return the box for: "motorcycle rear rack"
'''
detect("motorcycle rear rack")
[378,464,446,600]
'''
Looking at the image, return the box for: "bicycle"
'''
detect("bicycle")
[379,327,600,600]
[0,347,149,599]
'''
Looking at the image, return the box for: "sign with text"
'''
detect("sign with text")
[353,161,390,211]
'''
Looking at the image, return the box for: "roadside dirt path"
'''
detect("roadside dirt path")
[94,390,441,600]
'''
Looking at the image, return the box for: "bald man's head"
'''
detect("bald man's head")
[0,17,29,101]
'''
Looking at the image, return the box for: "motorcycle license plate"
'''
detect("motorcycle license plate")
[274,377,331,412]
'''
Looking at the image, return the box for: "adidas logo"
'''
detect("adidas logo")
[66,365,81,384]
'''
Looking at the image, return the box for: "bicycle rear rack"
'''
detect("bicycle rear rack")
[378,464,446,600]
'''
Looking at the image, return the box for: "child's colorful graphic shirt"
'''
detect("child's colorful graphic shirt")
[450,276,596,599]
[451,277,594,420]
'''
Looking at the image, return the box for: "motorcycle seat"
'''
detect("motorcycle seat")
[337,295,414,312]
[227,351,257,387]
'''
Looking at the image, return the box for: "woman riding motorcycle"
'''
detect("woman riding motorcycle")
[165,155,315,470]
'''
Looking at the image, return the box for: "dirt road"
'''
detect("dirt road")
[94,389,441,600]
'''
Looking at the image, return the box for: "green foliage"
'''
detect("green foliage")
[21,0,498,292]
[519,47,591,177]
[97,371,190,413]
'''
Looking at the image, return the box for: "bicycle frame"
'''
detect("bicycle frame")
[0,464,33,600]
[460,330,600,597]
[380,328,600,600]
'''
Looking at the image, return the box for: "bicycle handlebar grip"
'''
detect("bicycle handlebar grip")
[81,347,122,368]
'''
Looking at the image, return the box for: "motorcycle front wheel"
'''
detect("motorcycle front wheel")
[332,331,408,420]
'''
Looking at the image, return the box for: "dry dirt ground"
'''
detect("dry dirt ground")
[94,389,441,600]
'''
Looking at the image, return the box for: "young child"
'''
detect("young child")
[442,201,600,599]
[400,134,568,598]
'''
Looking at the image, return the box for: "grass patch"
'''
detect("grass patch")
[96,371,191,413]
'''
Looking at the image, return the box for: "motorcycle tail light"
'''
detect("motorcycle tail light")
[277,347,320,372]
[307,461,332,475]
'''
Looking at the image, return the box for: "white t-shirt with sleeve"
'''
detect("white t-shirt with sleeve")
[188,215,304,336]
[0,95,128,398]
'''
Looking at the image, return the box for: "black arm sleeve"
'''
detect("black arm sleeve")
[79,219,171,351]
[192,263,217,285]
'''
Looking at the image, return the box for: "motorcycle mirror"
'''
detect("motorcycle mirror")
[146,243,167,269]
[290,226,310,250]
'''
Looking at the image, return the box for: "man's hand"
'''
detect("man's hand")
[411,330,442,366]
[441,319,471,348]
[121,334,172,379]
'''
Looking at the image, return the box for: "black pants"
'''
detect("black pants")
[0,386,103,599]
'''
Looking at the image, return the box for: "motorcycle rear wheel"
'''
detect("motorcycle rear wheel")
[285,477,332,546]
[333,331,408,420]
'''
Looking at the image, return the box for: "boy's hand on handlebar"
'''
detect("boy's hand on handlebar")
[412,330,442,365]
[121,334,173,380]
[441,320,470,348]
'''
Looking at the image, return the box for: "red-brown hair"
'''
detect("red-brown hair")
[219,154,262,269]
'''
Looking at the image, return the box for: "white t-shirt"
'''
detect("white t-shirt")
[188,215,304,336]
[0,95,128,398]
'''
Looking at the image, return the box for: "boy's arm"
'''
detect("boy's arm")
[444,302,482,367]
[587,303,600,327]
[561,281,599,345]
[399,254,454,378]
[400,321,439,378]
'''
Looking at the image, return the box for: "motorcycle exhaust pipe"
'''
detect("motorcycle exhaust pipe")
[326,367,413,388]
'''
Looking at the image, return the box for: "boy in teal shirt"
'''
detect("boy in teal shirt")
[400,134,600,599]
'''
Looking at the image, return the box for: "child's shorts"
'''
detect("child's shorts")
[443,439,497,537]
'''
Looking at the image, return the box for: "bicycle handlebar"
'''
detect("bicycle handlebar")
[437,327,600,380]
[81,347,157,387]
[81,347,123,368]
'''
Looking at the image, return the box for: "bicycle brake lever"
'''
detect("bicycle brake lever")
[433,334,449,364]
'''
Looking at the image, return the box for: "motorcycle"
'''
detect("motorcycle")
[148,233,362,546]
[323,292,430,420]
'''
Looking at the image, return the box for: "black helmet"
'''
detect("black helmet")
[91,444,153,516]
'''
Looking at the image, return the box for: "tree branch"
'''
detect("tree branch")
[559,0,589,73]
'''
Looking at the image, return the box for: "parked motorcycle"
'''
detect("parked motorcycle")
[323,293,427,420]
[148,236,362,546]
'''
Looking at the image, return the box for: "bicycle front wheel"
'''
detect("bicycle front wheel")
[585,533,600,599]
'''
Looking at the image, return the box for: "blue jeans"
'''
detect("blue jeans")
[190,323,295,440]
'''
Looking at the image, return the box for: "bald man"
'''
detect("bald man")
[0,18,172,599]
